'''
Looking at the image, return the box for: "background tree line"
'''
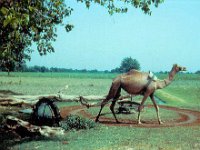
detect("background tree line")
[0,56,198,74]
[0,57,140,74]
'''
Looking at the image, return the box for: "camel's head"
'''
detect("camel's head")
[173,64,187,72]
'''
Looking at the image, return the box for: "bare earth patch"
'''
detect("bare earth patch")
[60,105,200,128]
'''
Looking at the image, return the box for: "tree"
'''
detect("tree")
[0,0,73,72]
[0,59,15,75]
[0,52,29,75]
[111,67,120,73]
[0,0,163,69]
[112,57,140,73]
[40,66,49,72]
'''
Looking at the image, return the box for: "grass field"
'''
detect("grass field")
[0,72,200,150]
[0,72,116,95]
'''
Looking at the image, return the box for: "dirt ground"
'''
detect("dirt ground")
[60,105,200,128]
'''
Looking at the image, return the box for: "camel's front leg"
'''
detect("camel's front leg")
[137,108,142,124]
[137,94,149,124]
[150,94,163,124]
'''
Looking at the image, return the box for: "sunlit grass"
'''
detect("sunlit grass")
[155,74,200,111]
[12,125,200,150]
[0,75,112,95]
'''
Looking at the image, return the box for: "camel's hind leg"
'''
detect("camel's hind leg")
[110,84,121,123]
[95,80,121,122]
[95,99,119,123]
[110,100,119,123]
[95,100,107,122]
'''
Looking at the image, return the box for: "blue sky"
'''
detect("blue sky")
[28,0,200,72]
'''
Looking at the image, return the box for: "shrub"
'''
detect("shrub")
[61,115,96,130]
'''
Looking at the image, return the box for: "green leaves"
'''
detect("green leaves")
[1,7,9,15]
[133,0,140,7]
[28,6,34,12]
[22,14,30,26]
[0,0,71,69]
[61,115,96,130]
[65,24,74,32]
[1,7,30,29]
[3,16,11,27]
[77,0,164,15]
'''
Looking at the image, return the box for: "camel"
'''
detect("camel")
[95,64,186,124]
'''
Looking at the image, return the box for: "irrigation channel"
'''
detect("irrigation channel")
[60,97,200,128]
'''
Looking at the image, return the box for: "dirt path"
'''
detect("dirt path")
[60,105,200,128]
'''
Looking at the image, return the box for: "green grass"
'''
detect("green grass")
[0,72,118,79]
[0,72,200,150]
[0,73,113,95]
[65,126,200,150]
[10,126,200,150]
[155,74,200,111]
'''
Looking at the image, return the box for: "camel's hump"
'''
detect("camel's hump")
[126,69,141,75]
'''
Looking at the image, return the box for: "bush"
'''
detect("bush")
[61,115,96,130]
[112,57,141,73]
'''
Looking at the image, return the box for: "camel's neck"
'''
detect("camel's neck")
[156,68,177,89]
